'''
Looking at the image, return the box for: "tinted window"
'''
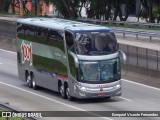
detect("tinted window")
[17,23,65,52]
[75,32,118,55]
[78,58,120,83]
[65,31,74,52]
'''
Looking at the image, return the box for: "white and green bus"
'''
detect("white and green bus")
[17,18,126,100]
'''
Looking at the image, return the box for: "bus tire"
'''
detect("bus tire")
[26,74,32,88]
[31,74,38,90]
[66,87,74,101]
[60,85,67,99]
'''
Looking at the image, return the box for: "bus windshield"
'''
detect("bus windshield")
[75,32,118,55]
[78,58,120,83]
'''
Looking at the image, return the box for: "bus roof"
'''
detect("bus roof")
[17,18,111,32]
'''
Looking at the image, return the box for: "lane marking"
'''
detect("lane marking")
[0,81,113,120]
[122,79,160,91]
[0,49,16,54]
[119,97,132,102]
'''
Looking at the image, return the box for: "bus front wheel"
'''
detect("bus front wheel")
[66,87,74,101]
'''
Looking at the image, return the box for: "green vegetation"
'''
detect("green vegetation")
[0,12,17,15]
[0,118,21,120]
[50,0,160,23]
[1,0,160,23]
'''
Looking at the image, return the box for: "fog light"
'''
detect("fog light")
[79,92,86,96]
[116,90,121,95]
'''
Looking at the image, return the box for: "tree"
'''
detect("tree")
[85,0,112,20]
[9,0,20,14]
[10,0,16,13]
[112,0,132,21]
[52,0,78,18]
[140,0,156,22]
[0,0,10,12]
[0,0,3,12]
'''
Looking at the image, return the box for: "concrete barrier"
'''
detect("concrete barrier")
[0,19,17,51]
[122,64,160,88]
[0,20,16,38]
[0,36,16,52]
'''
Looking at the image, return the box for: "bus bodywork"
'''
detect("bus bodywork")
[17,18,126,100]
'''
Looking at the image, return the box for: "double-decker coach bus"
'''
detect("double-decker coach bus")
[17,18,126,100]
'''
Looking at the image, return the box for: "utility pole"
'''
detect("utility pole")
[20,0,24,16]
[31,0,36,15]
[36,0,41,16]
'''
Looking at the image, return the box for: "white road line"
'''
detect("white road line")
[0,49,16,54]
[119,97,132,102]
[122,79,160,91]
[0,81,113,120]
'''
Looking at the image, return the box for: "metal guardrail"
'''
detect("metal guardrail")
[0,17,160,41]
[0,102,37,120]
[112,28,160,40]
[119,44,160,71]
[78,18,160,41]
[78,17,160,28]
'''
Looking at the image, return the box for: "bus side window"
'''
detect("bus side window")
[36,27,41,36]
[17,23,25,39]
[27,25,37,41]
[65,31,74,52]
[41,27,49,40]
[50,30,63,41]
[49,30,64,52]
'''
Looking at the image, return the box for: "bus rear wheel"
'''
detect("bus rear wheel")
[60,85,67,99]
[26,74,32,88]
[66,87,74,101]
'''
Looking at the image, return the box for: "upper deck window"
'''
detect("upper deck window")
[75,31,118,55]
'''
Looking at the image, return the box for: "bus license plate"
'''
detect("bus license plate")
[98,93,106,97]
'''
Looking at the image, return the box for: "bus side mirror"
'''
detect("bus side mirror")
[119,50,127,64]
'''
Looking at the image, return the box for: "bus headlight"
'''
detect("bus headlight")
[81,86,86,90]
[78,86,90,91]
[116,84,121,89]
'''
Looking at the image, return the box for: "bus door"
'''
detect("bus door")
[65,31,77,92]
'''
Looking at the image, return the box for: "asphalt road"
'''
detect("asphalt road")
[0,49,160,120]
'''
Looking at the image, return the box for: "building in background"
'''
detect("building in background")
[9,0,49,15]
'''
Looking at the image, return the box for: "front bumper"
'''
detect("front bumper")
[74,85,122,99]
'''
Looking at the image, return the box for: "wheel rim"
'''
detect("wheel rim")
[66,87,70,98]
[32,79,35,87]
[60,86,64,96]
[27,75,31,86]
